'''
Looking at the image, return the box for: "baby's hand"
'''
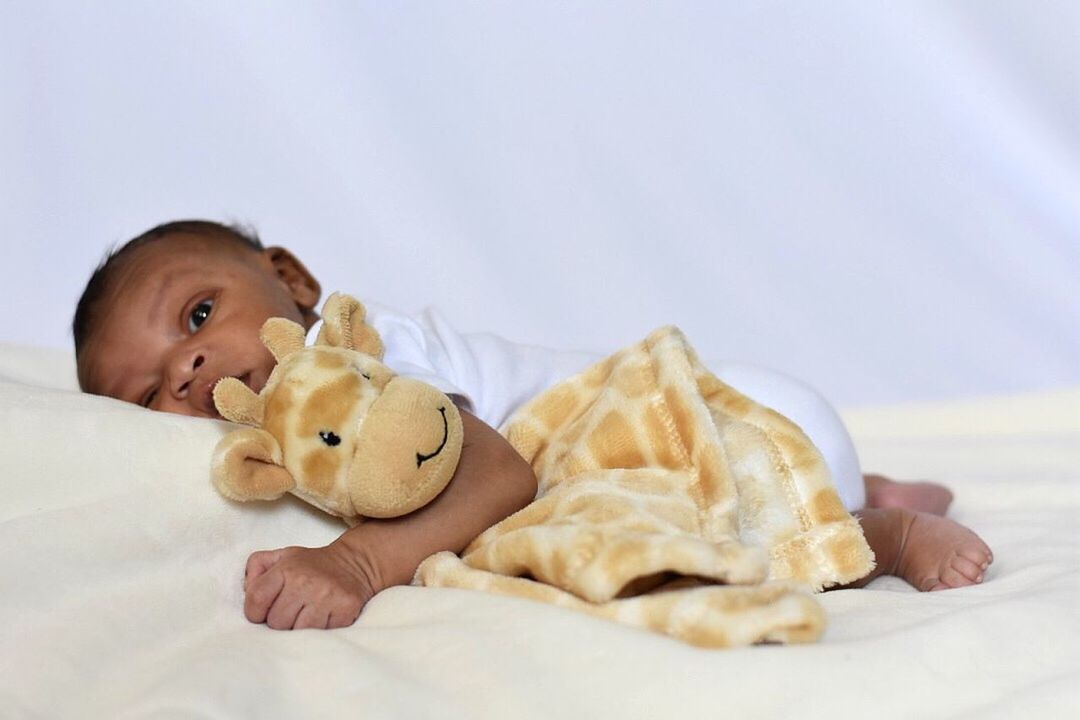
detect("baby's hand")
[243,541,379,630]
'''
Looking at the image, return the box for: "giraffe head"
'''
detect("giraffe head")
[210,292,463,523]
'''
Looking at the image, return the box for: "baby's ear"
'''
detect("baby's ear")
[213,378,264,426]
[317,292,384,359]
[211,428,295,501]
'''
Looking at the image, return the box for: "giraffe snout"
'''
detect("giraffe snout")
[346,378,465,519]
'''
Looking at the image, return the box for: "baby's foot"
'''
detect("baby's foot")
[894,510,993,591]
[865,474,953,516]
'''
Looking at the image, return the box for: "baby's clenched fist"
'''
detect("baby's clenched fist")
[243,542,378,630]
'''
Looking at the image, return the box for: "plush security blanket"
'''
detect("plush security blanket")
[419,325,873,647]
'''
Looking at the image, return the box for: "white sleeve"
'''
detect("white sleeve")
[363,300,601,431]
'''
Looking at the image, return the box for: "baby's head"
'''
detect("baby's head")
[74,220,322,418]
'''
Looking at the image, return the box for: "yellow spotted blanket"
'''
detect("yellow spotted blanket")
[418,326,873,647]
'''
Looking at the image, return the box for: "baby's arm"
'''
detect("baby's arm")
[242,409,537,630]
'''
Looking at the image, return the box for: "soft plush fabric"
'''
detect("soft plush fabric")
[1,344,1077,718]
[420,325,872,647]
[211,294,464,523]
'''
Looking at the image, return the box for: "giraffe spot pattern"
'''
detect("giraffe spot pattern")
[531,383,584,432]
[301,449,340,497]
[587,410,647,469]
[425,325,873,648]
[314,351,348,370]
[263,384,295,445]
[297,373,362,437]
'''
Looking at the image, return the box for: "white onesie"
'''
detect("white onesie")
[309,299,866,512]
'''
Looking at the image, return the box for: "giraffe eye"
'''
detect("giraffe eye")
[318,430,341,447]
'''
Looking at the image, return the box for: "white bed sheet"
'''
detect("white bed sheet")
[1,344,1077,718]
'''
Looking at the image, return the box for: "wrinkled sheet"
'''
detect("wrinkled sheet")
[1,344,1077,718]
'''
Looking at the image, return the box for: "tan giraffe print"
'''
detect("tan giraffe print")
[211,294,465,525]
[418,325,873,647]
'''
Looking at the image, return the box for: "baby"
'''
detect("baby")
[74,220,993,630]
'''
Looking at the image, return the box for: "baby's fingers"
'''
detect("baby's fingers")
[294,605,331,630]
[245,548,289,590]
[328,603,362,630]
[244,568,285,624]
[265,589,304,630]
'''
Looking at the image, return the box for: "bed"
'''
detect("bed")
[2,342,1077,718]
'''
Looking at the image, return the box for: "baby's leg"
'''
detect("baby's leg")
[709,362,867,510]
[707,361,983,589]
[863,473,953,516]
[845,508,993,591]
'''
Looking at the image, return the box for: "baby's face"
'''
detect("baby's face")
[79,234,316,418]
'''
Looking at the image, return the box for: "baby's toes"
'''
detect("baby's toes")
[947,555,985,585]
[958,539,992,570]
[954,557,989,582]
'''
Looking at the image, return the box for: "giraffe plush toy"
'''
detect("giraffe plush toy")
[211,293,464,524]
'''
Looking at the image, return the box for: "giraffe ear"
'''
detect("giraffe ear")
[260,318,307,362]
[317,292,384,359]
[213,377,264,426]
[211,428,295,501]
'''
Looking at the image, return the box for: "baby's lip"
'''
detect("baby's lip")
[200,379,224,419]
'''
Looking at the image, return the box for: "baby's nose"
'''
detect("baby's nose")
[176,354,206,396]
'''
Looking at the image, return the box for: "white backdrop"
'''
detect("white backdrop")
[2,1,1077,407]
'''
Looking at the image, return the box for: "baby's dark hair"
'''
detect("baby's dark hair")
[72,220,263,361]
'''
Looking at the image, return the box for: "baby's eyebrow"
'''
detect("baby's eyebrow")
[145,274,181,324]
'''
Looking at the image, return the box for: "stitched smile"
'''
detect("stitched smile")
[415,406,449,468]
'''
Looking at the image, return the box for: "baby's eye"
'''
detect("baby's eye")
[188,299,214,333]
